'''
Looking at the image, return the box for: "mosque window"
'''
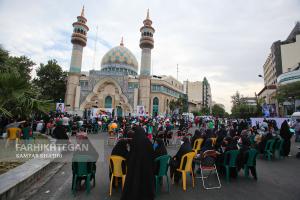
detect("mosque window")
[153,97,159,115]
[105,96,112,108]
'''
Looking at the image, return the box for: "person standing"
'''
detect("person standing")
[121,127,155,200]
[280,120,292,156]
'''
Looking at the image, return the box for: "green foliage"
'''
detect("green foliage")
[201,106,210,115]
[191,106,211,116]
[191,110,202,116]
[33,59,67,102]
[212,104,225,117]
[231,91,258,119]
[168,95,188,114]
[0,46,53,118]
[276,81,300,103]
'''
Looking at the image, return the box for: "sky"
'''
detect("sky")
[0,0,299,112]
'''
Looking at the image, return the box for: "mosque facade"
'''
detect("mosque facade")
[65,8,190,117]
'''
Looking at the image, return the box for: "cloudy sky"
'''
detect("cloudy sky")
[0,0,299,112]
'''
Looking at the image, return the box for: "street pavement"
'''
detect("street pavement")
[20,128,300,200]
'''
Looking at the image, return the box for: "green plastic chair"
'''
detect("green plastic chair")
[250,135,255,146]
[71,155,95,195]
[244,148,258,179]
[222,150,239,182]
[263,139,276,161]
[154,155,171,194]
[274,139,284,159]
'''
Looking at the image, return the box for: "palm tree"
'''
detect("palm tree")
[0,72,52,118]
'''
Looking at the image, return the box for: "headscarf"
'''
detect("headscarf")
[191,129,202,147]
[111,139,129,159]
[121,127,154,200]
[201,138,213,153]
[280,120,291,140]
[153,138,167,159]
[224,136,237,152]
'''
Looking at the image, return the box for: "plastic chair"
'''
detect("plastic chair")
[222,150,239,182]
[192,138,204,154]
[7,127,21,140]
[244,148,258,179]
[263,139,276,161]
[250,135,255,146]
[109,155,126,196]
[71,155,94,195]
[174,152,196,191]
[198,150,221,189]
[154,155,171,194]
[274,139,284,159]
[5,128,21,148]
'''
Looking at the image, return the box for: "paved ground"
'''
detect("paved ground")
[19,129,300,200]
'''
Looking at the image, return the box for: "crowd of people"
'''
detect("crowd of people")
[1,112,299,199]
[70,115,299,199]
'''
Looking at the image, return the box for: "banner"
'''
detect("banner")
[56,103,65,113]
[91,108,113,118]
[250,117,289,128]
[136,105,145,116]
[262,103,277,117]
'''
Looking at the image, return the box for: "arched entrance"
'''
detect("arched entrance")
[80,77,133,114]
[105,96,112,108]
[153,97,159,116]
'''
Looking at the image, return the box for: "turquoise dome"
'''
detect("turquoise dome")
[101,45,138,75]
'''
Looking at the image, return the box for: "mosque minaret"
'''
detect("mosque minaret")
[64,8,202,116]
[65,6,89,110]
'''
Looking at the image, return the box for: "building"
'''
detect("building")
[262,22,300,85]
[183,78,213,112]
[202,77,212,108]
[65,8,190,117]
[280,22,300,73]
[241,97,257,106]
[183,81,202,112]
[259,21,300,116]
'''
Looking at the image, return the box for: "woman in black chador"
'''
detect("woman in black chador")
[121,127,155,200]
[280,120,292,156]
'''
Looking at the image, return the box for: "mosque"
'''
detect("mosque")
[65,7,203,117]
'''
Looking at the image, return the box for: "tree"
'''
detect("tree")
[33,59,67,102]
[0,46,53,118]
[168,95,188,114]
[212,104,225,117]
[201,106,210,115]
[231,91,246,106]
[276,81,300,103]
[231,91,258,119]
[169,99,177,113]
[7,56,34,83]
